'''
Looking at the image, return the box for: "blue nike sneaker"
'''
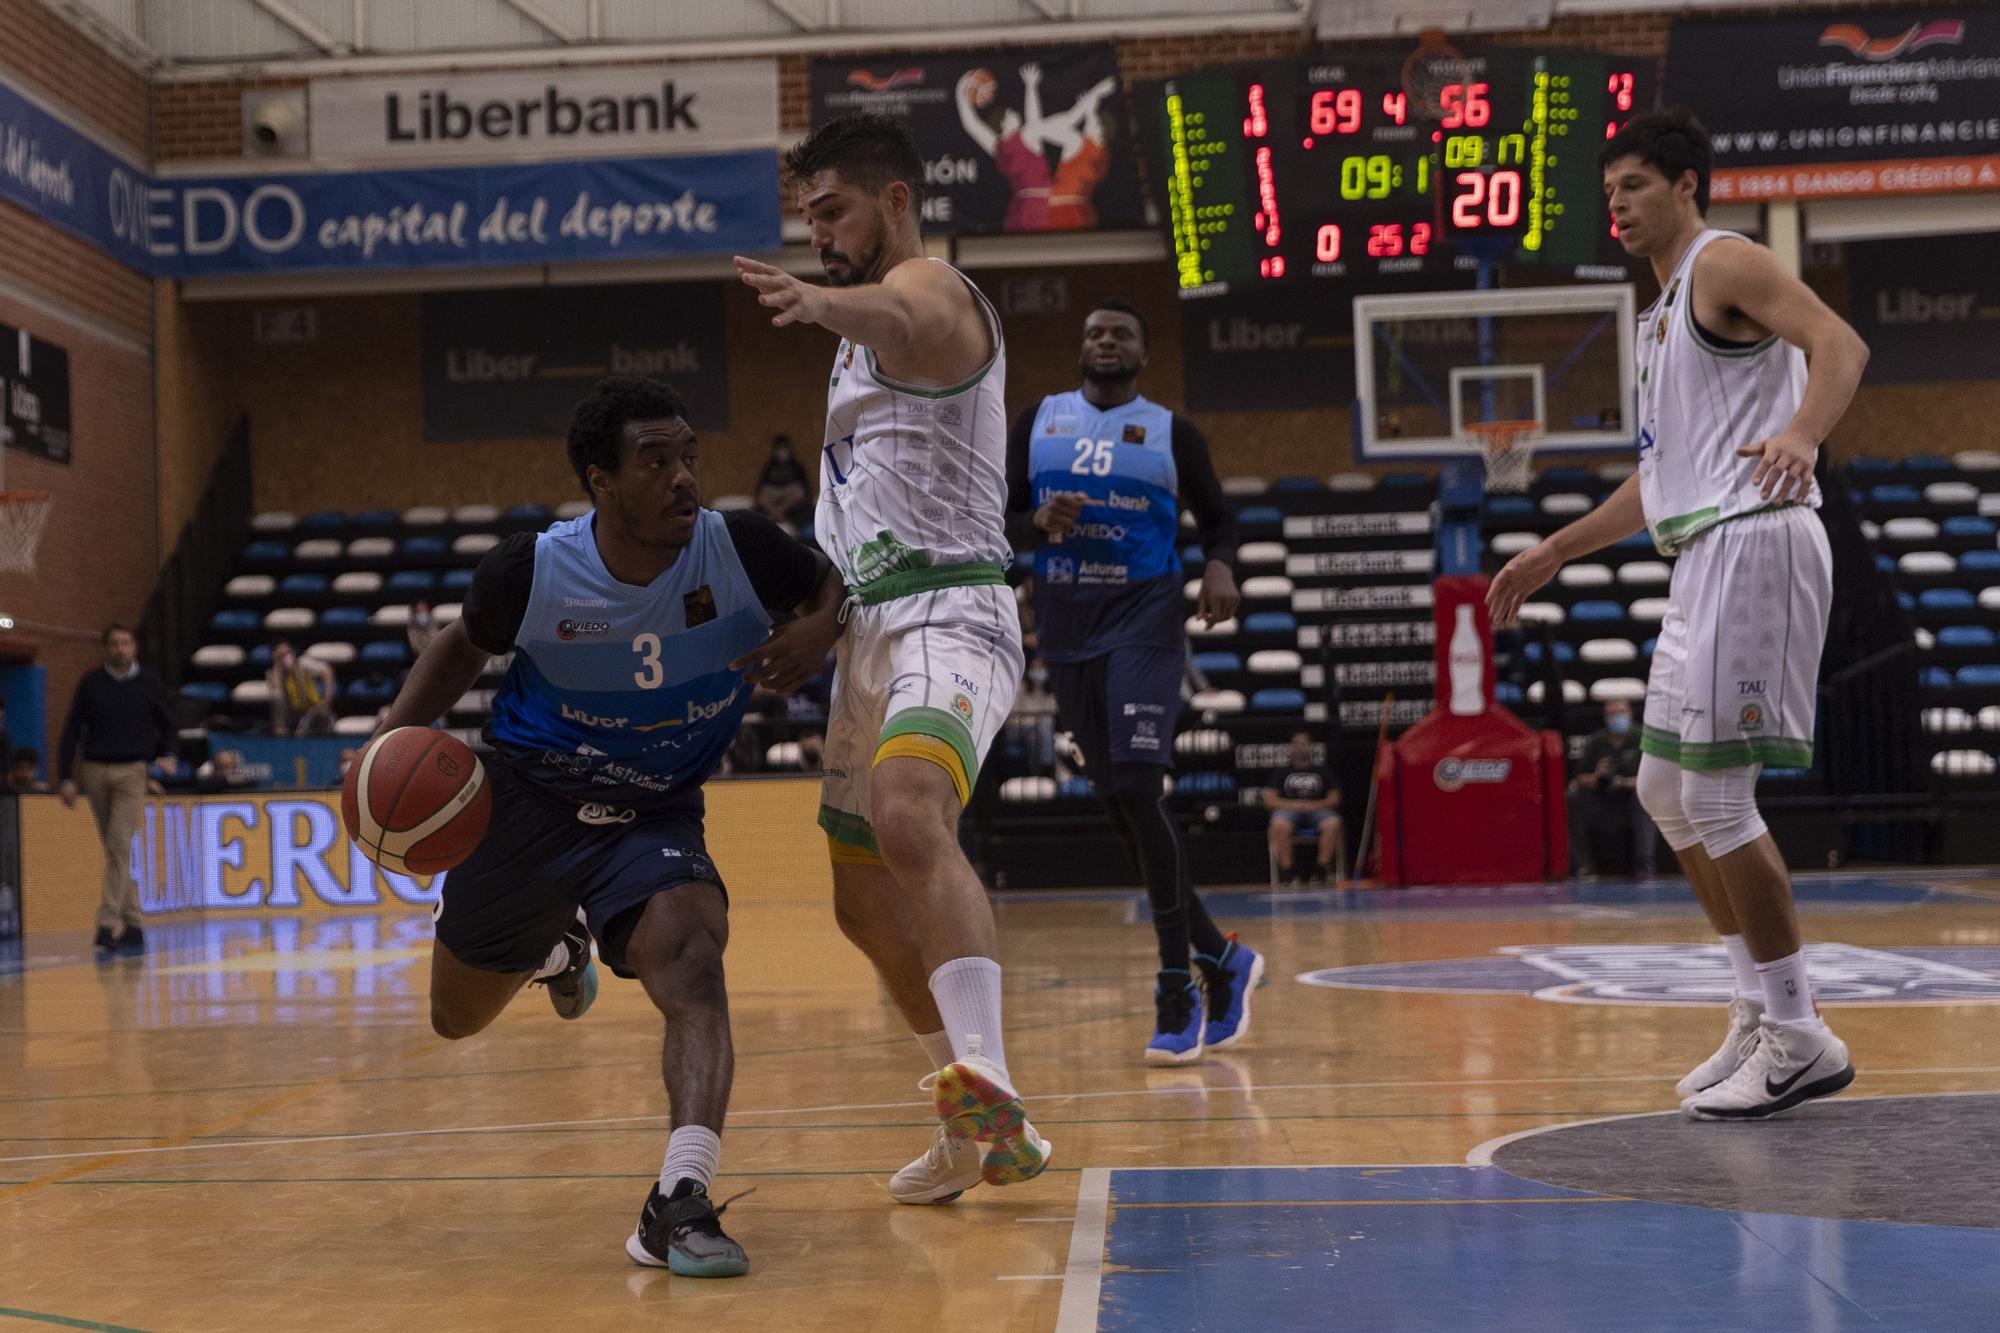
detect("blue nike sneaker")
[1195,936,1265,1050]
[1145,968,1206,1065]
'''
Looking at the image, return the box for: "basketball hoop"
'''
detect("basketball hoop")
[1466,420,1540,494]
[0,490,53,572]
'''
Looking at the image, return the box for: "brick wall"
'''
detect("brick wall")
[0,0,148,154]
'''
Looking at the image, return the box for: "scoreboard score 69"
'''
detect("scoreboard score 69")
[1144,45,1651,296]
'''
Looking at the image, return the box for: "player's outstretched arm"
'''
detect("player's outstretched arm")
[1488,473,1646,625]
[372,621,490,739]
[1705,241,1870,503]
[734,254,965,359]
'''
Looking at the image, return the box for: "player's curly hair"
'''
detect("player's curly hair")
[1600,107,1712,215]
[566,376,690,498]
[784,113,926,207]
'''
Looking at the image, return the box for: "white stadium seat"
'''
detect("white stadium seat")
[1898,551,1954,575]
[1884,517,1939,542]
[371,603,412,627]
[1249,649,1302,674]
[556,499,591,520]
[1516,602,1565,624]
[1596,462,1636,482]
[1242,575,1293,598]
[1589,677,1648,702]
[402,505,449,526]
[1237,541,1287,566]
[433,602,464,623]
[1492,531,1539,556]
[1980,705,2000,730]
[1617,561,1671,585]
[1221,476,1268,497]
[250,511,297,532]
[1925,482,1978,506]
[1915,628,1936,650]
[192,644,244,668]
[1557,563,1613,587]
[1923,707,1973,733]
[1527,680,1588,705]
[1628,597,1669,622]
[453,690,494,715]
[231,680,273,704]
[333,571,382,595]
[1952,450,2000,470]
[346,537,395,559]
[1981,495,2000,519]
[305,642,356,665]
[709,494,754,512]
[1174,728,1232,756]
[1186,616,1239,638]
[1541,492,1592,516]
[294,538,343,561]
[453,532,500,557]
[1860,520,1881,541]
[1001,776,1057,802]
[226,575,275,599]
[1932,750,1998,776]
[264,607,314,631]
[334,714,380,736]
[1189,689,1246,715]
[453,503,500,525]
[1327,471,1376,492]
[1580,638,1637,663]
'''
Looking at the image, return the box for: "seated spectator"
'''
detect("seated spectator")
[7,749,47,794]
[268,640,336,736]
[407,599,440,658]
[1264,730,1342,883]
[1568,698,1657,877]
[754,434,813,529]
[194,748,257,794]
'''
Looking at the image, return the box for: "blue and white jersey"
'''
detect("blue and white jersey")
[1027,391,1184,661]
[482,510,773,811]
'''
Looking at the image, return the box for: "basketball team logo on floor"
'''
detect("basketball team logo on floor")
[1297,943,2000,1006]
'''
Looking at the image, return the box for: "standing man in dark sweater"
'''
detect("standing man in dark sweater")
[57,624,177,952]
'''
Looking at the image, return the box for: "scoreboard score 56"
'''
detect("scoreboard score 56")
[1147,46,1651,295]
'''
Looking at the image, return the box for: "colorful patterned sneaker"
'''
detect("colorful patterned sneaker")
[626,1179,750,1277]
[930,1053,1052,1187]
[1145,968,1206,1066]
[1681,1018,1854,1122]
[889,1110,985,1205]
[1674,996,1766,1099]
[532,911,598,1021]
[1194,936,1266,1050]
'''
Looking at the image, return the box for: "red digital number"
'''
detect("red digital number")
[1309,88,1362,135]
[1451,170,1523,229]
[1260,256,1287,278]
[1381,92,1407,125]
[1439,82,1490,130]
[1607,72,1635,112]
[1316,224,1342,262]
[1366,224,1404,258]
[1244,82,1269,138]
[1411,222,1432,255]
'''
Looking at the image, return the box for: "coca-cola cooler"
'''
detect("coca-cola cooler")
[1372,574,1568,885]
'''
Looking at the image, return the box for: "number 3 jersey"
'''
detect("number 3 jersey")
[463,508,819,810]
[1014,390,1235,664]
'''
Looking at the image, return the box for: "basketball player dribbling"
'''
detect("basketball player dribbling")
[734,113,1051,1205]
[1490,109,1871,1120]
[376,377,844,1273]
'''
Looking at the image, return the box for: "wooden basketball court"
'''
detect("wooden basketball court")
[5,787,1998,1331]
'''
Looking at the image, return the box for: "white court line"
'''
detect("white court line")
[4,1067,1996,1168]
[1055,1167,1111,1333]
[997,1274,1065,1281]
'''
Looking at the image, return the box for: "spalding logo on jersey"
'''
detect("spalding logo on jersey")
[1298,942,2000,1006]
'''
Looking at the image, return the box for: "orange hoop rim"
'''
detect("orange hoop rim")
[1464,420,1543,456]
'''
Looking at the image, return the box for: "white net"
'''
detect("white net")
[1468,422,1539,494]
[0,491,53,572]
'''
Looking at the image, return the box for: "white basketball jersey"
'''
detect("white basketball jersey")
[817,260,1011,589]
[1635,228,1817,556]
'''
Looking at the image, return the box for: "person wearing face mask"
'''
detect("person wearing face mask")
[1567,698,1656,878]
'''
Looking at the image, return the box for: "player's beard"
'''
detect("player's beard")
[1079,352,1138,387]
[822,210,887,288]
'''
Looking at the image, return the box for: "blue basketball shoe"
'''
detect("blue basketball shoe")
[1195,936,1265,1050]
[1145,968,1206,1065]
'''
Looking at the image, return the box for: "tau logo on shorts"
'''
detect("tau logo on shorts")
[683,585,716,627]
[556,619,611,641]
[1298,943,2000,1007]
[951,693,975,722]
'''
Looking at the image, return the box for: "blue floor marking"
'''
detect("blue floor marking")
[1096,1166,2000,1332]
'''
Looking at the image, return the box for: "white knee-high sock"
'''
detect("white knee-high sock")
[660,1125,722,1193]
[1719,935,1762,1002]
[915,1029,955,1071]
[1756,950,1822,1027]
[929,957,1009,1081]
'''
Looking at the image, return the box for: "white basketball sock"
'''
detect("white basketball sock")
[1755,949,1822,1027]
[660,1125,722,1194]
[1719,934,1762,1001]
[929,957,1009,1082]
[915,1028,955,1071]
[531,938,569,980]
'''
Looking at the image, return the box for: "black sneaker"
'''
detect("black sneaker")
[625,1179,749,1277]
[116,925,145,953]
[93,927,117,951]
[530,912,597,1021]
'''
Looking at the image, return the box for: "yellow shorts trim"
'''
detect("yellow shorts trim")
[826,835,886,867]
[874,732,971,806]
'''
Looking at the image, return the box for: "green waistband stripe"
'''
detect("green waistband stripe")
[853,562,1006,605]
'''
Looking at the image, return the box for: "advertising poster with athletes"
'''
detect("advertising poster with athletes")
[810,46,1146,234]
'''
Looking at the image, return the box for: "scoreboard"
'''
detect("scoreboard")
[1144,46,1651,295]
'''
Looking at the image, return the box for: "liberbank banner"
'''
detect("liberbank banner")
[149,151,779,277]
[1667,9,2000,200]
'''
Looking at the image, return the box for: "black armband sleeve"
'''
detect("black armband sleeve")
[724,509,825,613]
[462,532,537,655]
[1171,414,1238,568]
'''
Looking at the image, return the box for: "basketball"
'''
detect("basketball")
[965,67,997,108]
[341,727,492,875]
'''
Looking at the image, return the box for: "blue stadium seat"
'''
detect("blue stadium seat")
[1522,640,1576,663]
[1495,681,1524,705]
[210,609,260,633]
[1939,625,1997,648]
[1236,505,1283,528]
[504,503,551,526]
[1763,768,1810,780]
[1961,551,2000,572]
[1180,544,1205,566]
[1244,611,1296,634]
[279,573,328,597]
[1869,484,1921,505]
[1903,455,1951,474]
[1271,476,1321,493]
[441,568,477,591]
[1920,588,1977,610]
[353,509,399,528]
[1944,516,1997,540]
[1896,591,1915,609]
[1541,466,1592,486]
[1640,637,1658,657]
[1486,496,1536,518]
[1847,456,1896,475]
[1057,776,1095,799]
[1876,555,1896,573]
[345,677,396,704]
[1614,530,1655,549]
[1193,651,1243,674]
[322,606,370,628]
[361,641,409,665]
[400,535,448,559]
[300,510,346,529]
[387,570,436,594]
[1174,771,1237,796]
[1955,665,2000,688]
[1250,687,1307,712]
[1569,600,1626,622]
[1011,551,1033,572]
[1381,471,1431,489]
[249,645,274,667]
[243,539,291,563]
[180,681,229,704]
[1922,667,1953,688]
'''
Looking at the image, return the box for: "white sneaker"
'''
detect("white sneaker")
[931,1055,1052,1187]
[1681,1017,1854,1121]
[1674,996,1766,1099]
[889,1118,985,1205]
